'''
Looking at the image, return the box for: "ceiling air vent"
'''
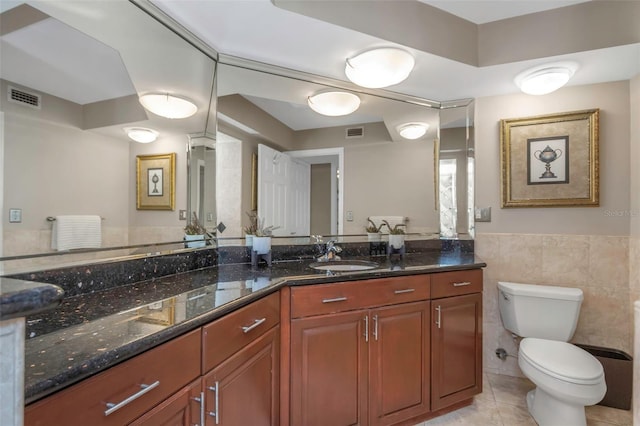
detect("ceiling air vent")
[345,127,364,139]
[8,86,41,109]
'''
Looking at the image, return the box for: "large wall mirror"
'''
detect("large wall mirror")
[0,0,474,274]
[0,1,216,272]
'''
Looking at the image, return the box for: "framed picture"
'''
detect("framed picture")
[136,153,176,210]
[500,109,599,208]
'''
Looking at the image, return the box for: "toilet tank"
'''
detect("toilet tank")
[497,281,584,341]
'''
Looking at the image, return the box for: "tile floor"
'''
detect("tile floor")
[414,372,632,426]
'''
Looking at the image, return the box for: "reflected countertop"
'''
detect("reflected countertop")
[0,277,64,321]
[23,251,485,404]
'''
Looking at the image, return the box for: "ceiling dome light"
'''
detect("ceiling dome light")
[515,64,577,95]
[125,127,158,143]
[398,122,429,140]
[139,93,198,119]
[307,91,361,116]
[345,47,415,88]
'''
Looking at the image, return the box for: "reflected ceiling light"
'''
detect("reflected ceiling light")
[307,91,361,116]
[515,63,578,95]
[125,127,158,143]
[139,93,198,119]
[398,122,429,140]
[345,47,415,88]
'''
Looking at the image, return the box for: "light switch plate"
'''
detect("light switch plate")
[346,211,354,221]
[474,207,491,222]
[179,210,187,220]
[9,208,22,223]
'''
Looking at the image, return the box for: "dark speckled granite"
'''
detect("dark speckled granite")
[10,248,216,298]
[0,277,64,320]
[23,250,484,404]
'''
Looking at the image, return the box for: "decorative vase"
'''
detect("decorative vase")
[252,236,271,255]
[245,234,254,247]
[367,232,381,242]
[388,234,405,250]
[184,234,206,248]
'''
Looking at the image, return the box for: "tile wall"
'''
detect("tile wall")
[476,232,632,377]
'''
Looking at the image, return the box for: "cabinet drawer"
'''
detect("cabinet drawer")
[202,291,280,373]
[431,269,483,299]
[25,329,202,426]
[291,275,430,318]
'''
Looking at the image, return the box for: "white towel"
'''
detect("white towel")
[51,215,102,251]
[368,216,407,233]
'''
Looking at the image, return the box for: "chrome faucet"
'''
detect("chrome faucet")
[317,239,342,262]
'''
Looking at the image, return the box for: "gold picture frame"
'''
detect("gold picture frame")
[500,109,599,208]
[136,153,176,210]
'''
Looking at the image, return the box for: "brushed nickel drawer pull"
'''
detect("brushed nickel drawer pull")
[394,288,415,294]
[242,317,266,333]
[364,315,369,342]
[208,381,220,424]
[435,306,442,329]
[373,315,379,341]
[192,391,205,426]
[453,281,472,287]
[104,380,160,416]
[322,296,347,303]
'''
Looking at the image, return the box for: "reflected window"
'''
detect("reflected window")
[439,159,457,238]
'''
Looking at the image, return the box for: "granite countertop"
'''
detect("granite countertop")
[0,277,64,321]
[23,251,485,404]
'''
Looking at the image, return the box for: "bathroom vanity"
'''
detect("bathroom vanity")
[21,256,483,426]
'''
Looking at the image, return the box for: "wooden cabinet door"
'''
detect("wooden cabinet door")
[431,293,482,411]
[369,301,430,426]
[290,310,368,426]
[129,380,202,426]
[203,326,280,426]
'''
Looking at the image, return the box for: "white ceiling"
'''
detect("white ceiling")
[154,0,640,102]
[1,1,638,141]
[418,0,591,24]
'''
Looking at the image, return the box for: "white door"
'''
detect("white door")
[258,144,310,236]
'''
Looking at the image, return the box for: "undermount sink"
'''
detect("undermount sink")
[309,260,379,272]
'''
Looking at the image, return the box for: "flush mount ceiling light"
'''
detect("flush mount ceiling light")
[515,63,578,95]
[345,47,415,89]
[398,122,430,140]
[125,127,158,143]
[139,93,198,119]
[307,91,361,116]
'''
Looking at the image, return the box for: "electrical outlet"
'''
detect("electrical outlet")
[179,210,187,220]
[346,211,354,221]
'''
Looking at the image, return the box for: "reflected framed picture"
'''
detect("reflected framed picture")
[136,153,176,210]
[500,109,599,208]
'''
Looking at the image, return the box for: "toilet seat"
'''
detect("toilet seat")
[520,338,604,385]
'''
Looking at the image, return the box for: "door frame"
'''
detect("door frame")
[287,147,344,235]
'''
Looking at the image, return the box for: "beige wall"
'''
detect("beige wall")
[476,81,630,236]
[310,163,332,235]
[295,122,438,234]
[2,80,188,256]
[475,80,635,377]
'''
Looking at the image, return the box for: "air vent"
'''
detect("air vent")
[345,127,364,139]
[8,86,41,109]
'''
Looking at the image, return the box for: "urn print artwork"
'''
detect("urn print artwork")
[527,136,569,185]
[500,109,599,208]
[136,153,176,210]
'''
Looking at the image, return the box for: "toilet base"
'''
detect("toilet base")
[527,388,587,426]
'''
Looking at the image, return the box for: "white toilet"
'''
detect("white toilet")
[497,281,606,426]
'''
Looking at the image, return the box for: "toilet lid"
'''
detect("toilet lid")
[520,338,604,385]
